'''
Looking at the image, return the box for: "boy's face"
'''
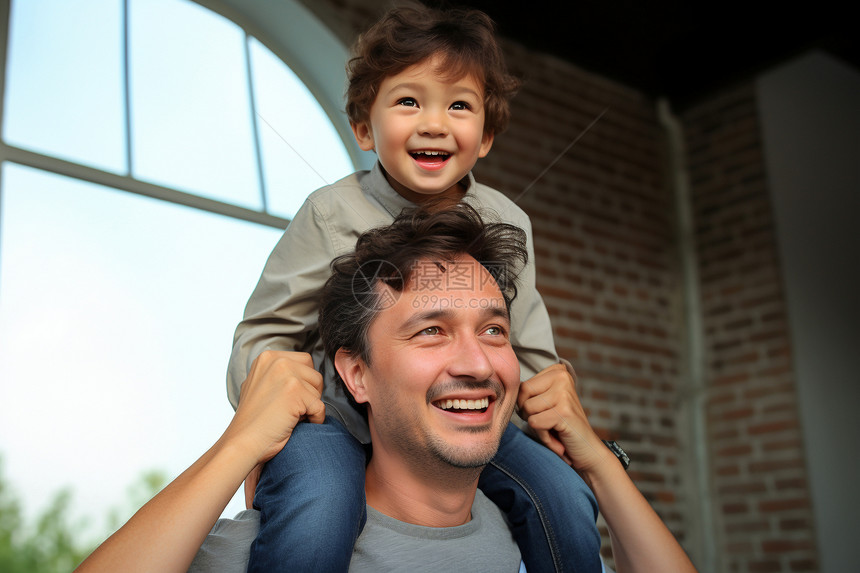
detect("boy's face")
[351,57,494,203]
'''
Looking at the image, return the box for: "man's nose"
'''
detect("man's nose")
[447,333,495,381]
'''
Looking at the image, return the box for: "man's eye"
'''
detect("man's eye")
[397,98,418,107]
[450,101,471,111]
[418,326,440,336]
[484,326,504,336]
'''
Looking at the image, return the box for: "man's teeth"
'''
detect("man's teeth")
[437,398,490,410]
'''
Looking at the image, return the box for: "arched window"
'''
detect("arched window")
[0,0,366,537]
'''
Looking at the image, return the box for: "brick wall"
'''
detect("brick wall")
[683,84,819,572]
[490,44,689,565]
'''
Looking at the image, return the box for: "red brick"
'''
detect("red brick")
[732,520,770,534]
[758,498,810,512]
[750,459,804,473]
[715,406,755,421]
[554,326,594,342]
[712,372,750,386]
[775,477,807,490]
[789,558,818,571]
[718,481,767,495]
[762,539,814,553]
[762,438,803,451]
[722,502,749,514]
[780,517,813,531]
[749,560,781,573]
[716,443,754,457]
[716,464,741,477]
[748,419,799,435]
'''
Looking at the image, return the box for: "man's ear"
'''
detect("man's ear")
[351,121,375,152]
[478,130,494,158]
[335,348,370,404]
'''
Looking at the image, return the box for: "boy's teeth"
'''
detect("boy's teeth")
[437,397,490,410]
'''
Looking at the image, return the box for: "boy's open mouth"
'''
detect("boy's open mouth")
[410,150,450,164]
[433,397,490,413]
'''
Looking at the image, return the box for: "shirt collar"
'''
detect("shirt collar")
[364,161,476,218]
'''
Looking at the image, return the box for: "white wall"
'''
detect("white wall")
[757,51,860,572]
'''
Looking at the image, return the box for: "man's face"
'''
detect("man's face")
[345,254,520,471]
[351,56,494,204]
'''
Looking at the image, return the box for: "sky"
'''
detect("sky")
[0,0,354,540]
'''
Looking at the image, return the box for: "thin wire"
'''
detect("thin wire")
[509,107,609,208]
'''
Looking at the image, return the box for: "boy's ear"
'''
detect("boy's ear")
[478,130,494,158]
[335,348,370,404]
[351,121,375,152]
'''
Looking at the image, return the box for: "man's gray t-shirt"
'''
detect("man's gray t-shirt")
[351,490,521,572]
[188,490,522,572]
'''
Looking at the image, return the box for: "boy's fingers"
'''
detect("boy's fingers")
[282,357,324,394]
[520,388,566,418]
[533,427,566,459]
[302,367,324,394]
[304,397,326,425]
[254,350,322,392]
[258,349,314,367]
[517,375,551,409]
[519,395,541,418]
[291,351,315,369]
[518,363,569,400]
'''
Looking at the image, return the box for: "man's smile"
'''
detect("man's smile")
[427,379,503,419]
[434,397,490,412]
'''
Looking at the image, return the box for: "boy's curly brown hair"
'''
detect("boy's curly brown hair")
[345,2,521,136]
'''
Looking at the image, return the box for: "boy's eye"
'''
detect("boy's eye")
[397,97,418,107]
[450,101,471,111]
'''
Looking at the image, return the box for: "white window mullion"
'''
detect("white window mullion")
[244,32,268,213]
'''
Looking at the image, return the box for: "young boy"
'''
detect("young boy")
[229,4,602,571]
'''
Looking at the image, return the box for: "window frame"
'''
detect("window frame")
[0,0,372,232]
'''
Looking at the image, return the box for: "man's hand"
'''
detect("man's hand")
[517,362,609,472]
[222,351,325,507]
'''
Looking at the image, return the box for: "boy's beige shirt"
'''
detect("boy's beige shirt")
[227,162,558,443]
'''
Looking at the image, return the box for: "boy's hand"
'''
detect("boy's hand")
[221,350,325,507]
[517,362,609,473]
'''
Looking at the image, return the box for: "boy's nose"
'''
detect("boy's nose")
[418,111,449,137]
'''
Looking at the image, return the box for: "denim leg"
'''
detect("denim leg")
[478,423,602,573]
[248,416,367,573]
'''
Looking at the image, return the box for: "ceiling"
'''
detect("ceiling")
[444,1,858,110]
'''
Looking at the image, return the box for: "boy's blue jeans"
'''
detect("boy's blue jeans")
[248,417,602,572]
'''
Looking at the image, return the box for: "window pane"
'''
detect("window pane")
[130,0,261,208]
[3,0,125,172]
[0,163,282,534]
[250,38,354,219]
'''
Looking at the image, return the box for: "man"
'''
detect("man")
[75,205,696,572]
[317,205,532,570]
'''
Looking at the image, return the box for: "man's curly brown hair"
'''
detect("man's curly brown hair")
[319,202,528,412]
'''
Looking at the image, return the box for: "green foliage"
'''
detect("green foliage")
[0,471,92,573]
[0,459,167,572]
